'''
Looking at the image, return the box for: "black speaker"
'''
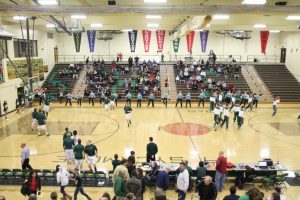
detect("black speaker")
[108,0,116,5]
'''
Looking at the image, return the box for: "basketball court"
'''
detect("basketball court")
[0,102,300,199]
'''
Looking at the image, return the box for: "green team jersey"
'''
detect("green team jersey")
[32,111,38,119]
[84,144,97,156]
[110,95,115,101]
[63,132,72,141]
[63,137,74,149]
[73,144,85,159]
[124,106,132,114]
[36,113,46,125]
[104,99,110,105]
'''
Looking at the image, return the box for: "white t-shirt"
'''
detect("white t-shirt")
[210,96,215,102]
[239,110,244,117]
[248,97,253,103]
[56,169,70,186]
[233,105,240,112]
[273,99,280,106]
[213,108,221,115]
[223,109,229,116]
[218,95,223,101]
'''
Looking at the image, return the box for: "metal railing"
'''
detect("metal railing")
[247,55,280,63]
[57,55,86,63]
[57,54,243,63]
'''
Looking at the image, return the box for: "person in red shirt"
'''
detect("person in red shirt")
[215,151,227,192]
[27,171,41,196]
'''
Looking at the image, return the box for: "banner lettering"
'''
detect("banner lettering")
[128,30,138,52]
[200,30,209,53]
[73,32,82,53]
[156,30,165,52]
[87,30,96,53]
[142,30,152,52]
[186,31,195,53]
[173,38,180,53]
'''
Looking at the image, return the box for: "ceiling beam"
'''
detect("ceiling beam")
[0,5,300,15]
[49,15,72,36]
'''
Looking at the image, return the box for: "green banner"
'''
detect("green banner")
[73,32,82,53]
[173,38,180,53]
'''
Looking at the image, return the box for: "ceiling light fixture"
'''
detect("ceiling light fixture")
[46,24,56,28]
[242,0,266,5]
[145,15,162,19]
[253,24,266,28]
[147,23,159,28]
[213,15,230,20]
[144,0,167,3]
[206,24,211,27]
[38,0,58,5]
[286,16,300,21]
[71,15,87,19]
[13,16,27,20]
[90,23,103,27]
[270,30,280,33]
[121,29,133,32]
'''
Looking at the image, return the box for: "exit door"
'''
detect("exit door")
[280,48,286,63]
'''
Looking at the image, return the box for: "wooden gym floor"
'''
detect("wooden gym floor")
[0,102,300,199]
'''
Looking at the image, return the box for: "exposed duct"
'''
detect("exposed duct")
[216,30,252,40]
[97,30,122,41]
[170,15,211,40]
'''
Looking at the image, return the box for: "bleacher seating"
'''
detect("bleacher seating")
[174,63,250,100]
[42,63,83,99]
[254,65,300,102]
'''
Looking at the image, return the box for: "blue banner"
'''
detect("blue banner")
[200,30,209,53]
[87,30,96,53]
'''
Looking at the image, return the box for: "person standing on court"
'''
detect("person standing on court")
[272,96,280,117]
[73,139,85,172]
[71,168,92,200]
[124,102,133,127]
[3,100,8,120]
[36,110,49,136]
[56,165,72,200]
[185,92,191,108]
[77,91,83,106]
[88,91,95,106]
[147,92,155,107]
[176,91,183,108]
[63,133,75,167]
[137,92,142,108]
[162,92,169,107]
[126,92,132,107]
[21,143,33,171]
[215,151,227,192]
[65,92,72,106]
[146,137,158,162]
[84,140,98,173]
[176,162,189,200]
[31,108,38,131]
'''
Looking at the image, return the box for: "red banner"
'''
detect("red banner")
[156,30,165,52]
[186,31,195,53]
[260,31,270,54]
[142,30,152,52]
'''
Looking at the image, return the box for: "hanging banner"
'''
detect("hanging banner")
[260,31,270,54]
[87,30,96,53]
[142,30,152,52]
[186,31,195,53]
[173,38,180,53]
[73,32,82,53]
[128,30,138,52]
[200,30,209,53]
[156,30,165,52]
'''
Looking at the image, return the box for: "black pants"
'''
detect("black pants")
[74,186,89,200]
[254,99,258,108]
[59,97,63,104]
[65,99,72,106]
[233,112,239,122]
[221,116,229,129]
[186,100,191,107]
[176,99,182,107]
[137,99,141,107]
[198,99,205,108]
[22,158,33,171]
[178,190,186,200]
[210,102,215,112]
[237,116,244,128]
[214,114,221,127]
[163,98,168,107]
[89,98,94,106]
[115,99,118,107]
[146,154,156,163]
[148,99,154,107]
[127,99,131,106]
[77,99,82,106]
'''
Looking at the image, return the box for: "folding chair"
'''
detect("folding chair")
[12,169,26,184]
[42,169,56,185]
[83,170,96,186]
[2,169,14,184]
